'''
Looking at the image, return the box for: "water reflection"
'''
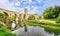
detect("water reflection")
[12,26,60,36]
[45,28,60,36]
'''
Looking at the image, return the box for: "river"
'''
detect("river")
[12,26,60,36]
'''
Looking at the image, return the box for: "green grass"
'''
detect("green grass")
[46,19,57,21]
[25,20,60,26]
[29,23,60,32]
[23,20,60,33]
[0,27,16,36]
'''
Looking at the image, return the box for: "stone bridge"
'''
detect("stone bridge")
[0,8,39,21]
[0,8,39,30]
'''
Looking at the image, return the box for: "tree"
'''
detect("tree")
[3,12,8,23]
[43,7,54,19]
[43,6,60,19]
[53,6,60,18]
[28,15,35,20]
[56,16,60,23]
[11,14,16,22]
[0,12,7,22]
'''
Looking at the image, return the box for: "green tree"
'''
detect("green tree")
[28,15,35,20]
[43,7,54,19]
[43,6,60,19]
[0,12,7,22]
[53,6,60,18]
[56,16,60,23]
[11,14,16,22]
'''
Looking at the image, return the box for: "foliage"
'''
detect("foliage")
[43,6,60,19]
[11,15,16,22]
[24,20,60,27]
[0,27,16,36]
[53,6,60,18]
[28,15,35,20]
[43,7,54,19]
[0,12,7,22]
[24,20,60,33]
[56,16,60,23]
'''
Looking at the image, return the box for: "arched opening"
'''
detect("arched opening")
[0,12,8,22]
[4,12,8,16]
[0,12,8,27]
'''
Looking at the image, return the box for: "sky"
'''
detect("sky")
[0,0,60,15]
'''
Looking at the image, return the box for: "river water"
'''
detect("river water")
[12,26,60,36]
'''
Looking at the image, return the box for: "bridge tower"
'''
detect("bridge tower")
[24,8,28,32]
[24,8,28,20]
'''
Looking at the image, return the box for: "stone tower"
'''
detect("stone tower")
[24,8,28,32]
[24,8,28,20]
[24,8,28,13]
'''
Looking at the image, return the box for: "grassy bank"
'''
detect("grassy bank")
[23,20,60,33]
[0,27,16,36]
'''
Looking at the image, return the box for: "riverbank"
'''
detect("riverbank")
[23,20,60,33]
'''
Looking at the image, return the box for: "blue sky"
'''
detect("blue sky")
[0,0,60,15]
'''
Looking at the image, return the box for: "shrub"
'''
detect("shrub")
[28,15,35,20]
[0,27,16,36]
[56,16,60,23]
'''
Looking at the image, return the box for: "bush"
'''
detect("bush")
[0,27,16,36]
[56,16,60,23]
[28,15,35,20]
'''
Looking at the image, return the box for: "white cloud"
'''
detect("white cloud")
[15,2,20,6]
[29,0,32,2]
[36,0,43,3]
[0,0,60,14]
[0,0,18,12]
[15,5,31,13]
[0,0,42,14]
[28,6,39,14]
